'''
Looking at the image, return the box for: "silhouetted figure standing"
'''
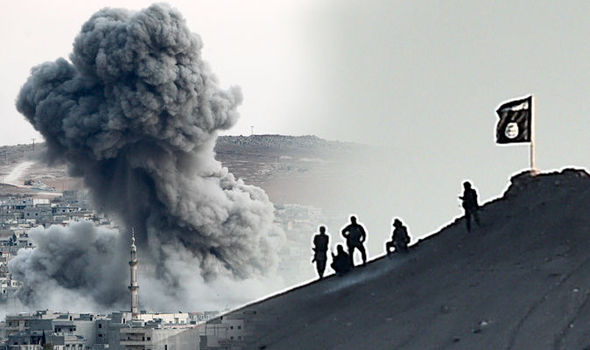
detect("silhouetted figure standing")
[312,226,329,279]
[331,244,352,275]
[460,181,480,232]
[386,218,410,254]
[341,216,367,267]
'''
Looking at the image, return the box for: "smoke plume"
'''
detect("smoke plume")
[13,3,284,308]
[8,222,128,308]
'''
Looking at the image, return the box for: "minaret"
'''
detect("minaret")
[128,229,139,319]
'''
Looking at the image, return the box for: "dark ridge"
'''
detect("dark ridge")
[209,168,590,350]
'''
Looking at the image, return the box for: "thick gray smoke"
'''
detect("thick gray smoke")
[8,222,285,312]
[13,3,284,308]
[8,222,128,308]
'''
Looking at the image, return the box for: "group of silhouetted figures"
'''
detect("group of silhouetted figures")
[311,181,481,279]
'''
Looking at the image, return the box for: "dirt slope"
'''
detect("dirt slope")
[220,169,590,350]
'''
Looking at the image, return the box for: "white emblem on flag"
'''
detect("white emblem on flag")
[510,101,529,111]
[505,122,519,139]
[499,101,529,113]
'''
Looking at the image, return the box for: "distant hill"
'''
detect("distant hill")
[0,135,360,166]
[215,169,590,349]
[215,134,359,156]
[0,135,367,207]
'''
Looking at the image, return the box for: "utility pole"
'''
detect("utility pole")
[31,138,36,152]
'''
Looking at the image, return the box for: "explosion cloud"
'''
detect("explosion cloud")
[8,222,128,308]
[13,3,283,307]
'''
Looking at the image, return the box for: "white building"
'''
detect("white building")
[1,233,205,350]
[135,315,189,327]
[120,323,199,350]
[198,318,244,350]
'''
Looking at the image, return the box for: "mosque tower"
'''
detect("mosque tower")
[129,229,139,319]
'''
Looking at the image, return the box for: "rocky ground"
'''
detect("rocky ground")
[220,169,590,349]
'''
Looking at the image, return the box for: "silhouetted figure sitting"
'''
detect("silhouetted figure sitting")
[385,218,410,254]
[312,226,329,279]
[459,181,481,232]
[341,216,367,267]
[331,244,352,275]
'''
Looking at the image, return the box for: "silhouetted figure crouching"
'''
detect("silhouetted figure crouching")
[341,216,367,267]
[386,218,410,254]
[331,244,352,275]
[460,181,481,232]
[312,226,329,279]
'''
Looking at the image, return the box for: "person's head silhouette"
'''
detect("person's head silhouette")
[350,216,357,224]
[336,244,345,254]
[463,181,472,189]
[393,218,402,227]
[319,226,326,234]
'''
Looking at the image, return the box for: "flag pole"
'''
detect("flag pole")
[530,94,537,175]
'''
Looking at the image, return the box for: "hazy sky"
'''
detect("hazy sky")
[2,1,590,240]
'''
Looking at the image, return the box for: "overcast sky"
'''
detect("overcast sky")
[2,0,590,240]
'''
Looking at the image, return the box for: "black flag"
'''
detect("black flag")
[496,95,532,144]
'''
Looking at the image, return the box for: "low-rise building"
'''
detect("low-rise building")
[136,314,189,326]
[2,312,202,350]
[120,322,199,350]
[199,317,244,350]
